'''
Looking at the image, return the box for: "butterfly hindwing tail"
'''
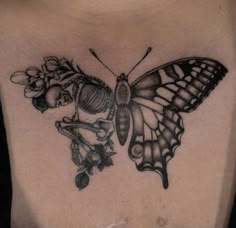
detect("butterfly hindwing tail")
[128,102,184,189]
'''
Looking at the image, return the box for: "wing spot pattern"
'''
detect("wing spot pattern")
[177,89,193,101]
[175,82,201,100]
[192,79,204,89]
[163,65,180,80]
[143,141,153,163]
[208,66,214,71]
[186,84,201,95]
[203,60,216,66]
[130,143,144,159]
[185,76,192,82]
[193,67,201,73]
[191,71,198,77]
[189,60,196,64]
[165,84,178,91]
[203,70,213,77]
[173,97,187,109]
[176,80,187,87]
[156,87,176,102]
[158,137,167,148]
[163,85,192,106]
[154,96,170,106]
[162,128,177,145]
[174,64,185,78]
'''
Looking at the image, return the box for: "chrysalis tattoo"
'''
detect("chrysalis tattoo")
[10,48,228,190]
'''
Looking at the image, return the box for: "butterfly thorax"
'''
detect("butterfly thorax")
[115,73,131,106]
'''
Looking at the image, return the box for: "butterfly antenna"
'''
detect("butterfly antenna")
[89,48,118,77]
[127,47,152,76]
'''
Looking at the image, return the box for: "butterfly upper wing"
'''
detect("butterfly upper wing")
[129,57,228,189]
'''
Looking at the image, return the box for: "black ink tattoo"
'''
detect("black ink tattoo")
[10,48,228,190]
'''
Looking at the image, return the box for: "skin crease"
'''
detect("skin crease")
[0,0,236,228]
[28,0,179,20]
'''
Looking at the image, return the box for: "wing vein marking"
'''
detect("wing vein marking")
[156,127,173,152]
[153,112,183,141]
[151,130,154,163]
[155,94,173,104]
[132,99,179,126]
[175,82,201,99]
[195,72,212,84]
[132,99,184,138]
[162,85,191,103]
[183,79,202,92]
[188,76,205,88]
[163,65,180,79]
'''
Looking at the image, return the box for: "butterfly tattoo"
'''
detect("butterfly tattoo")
[10,47,228,190]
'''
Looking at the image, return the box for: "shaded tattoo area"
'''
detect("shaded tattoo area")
[11,56,81,112]
[10,48,228,190]
[11,56,116,190]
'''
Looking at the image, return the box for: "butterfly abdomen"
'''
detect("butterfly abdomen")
[116,105,130,145]
[115,76,132,145]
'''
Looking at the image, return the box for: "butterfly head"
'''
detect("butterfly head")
[117,73,128,82]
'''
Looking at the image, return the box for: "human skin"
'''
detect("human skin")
[0,0,236,227]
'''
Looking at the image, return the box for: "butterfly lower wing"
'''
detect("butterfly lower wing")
[129,57,227,188]
[129,101,184,189]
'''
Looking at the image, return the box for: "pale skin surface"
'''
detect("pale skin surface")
[0,0,236,227]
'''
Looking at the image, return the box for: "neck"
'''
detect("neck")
[38,0,175,21]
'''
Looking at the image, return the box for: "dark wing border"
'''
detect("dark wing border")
[131,57,228,87]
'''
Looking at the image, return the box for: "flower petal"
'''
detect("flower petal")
[59,57,67,65]
[26,67,41,77]
[44,56,58,62]
[34,78,46,89]
[24,86,45,98]
[45,62,58,72]
[44,56,60,72]
[10,71,29,85]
